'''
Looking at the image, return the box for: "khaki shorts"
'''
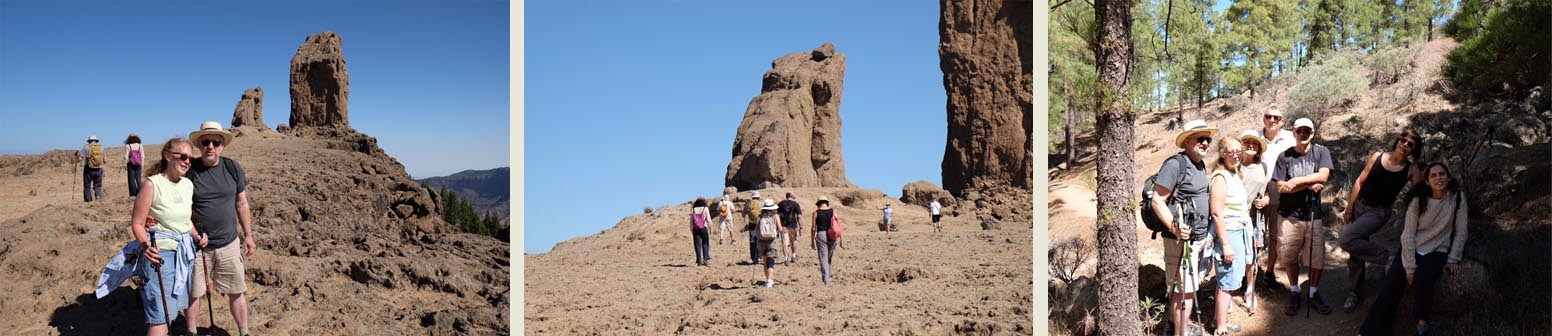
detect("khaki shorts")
[192,241,248,296]
[1277,217,1326,271]
[1163,237,1212,294]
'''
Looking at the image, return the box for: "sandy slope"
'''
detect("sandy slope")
[526,188,1033,334]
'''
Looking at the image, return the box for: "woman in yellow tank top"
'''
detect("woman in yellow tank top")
[1209,137,1252,335]
[129,137,209,336]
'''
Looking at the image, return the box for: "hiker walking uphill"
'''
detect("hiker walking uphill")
[181,122,256,336]
[1236,130,1274,312]
[929,197,943,233]
[690,197,714,266]
[1246,104,1297,282]
[131,137,206,336]
[1147,120,1216,336]
[812,196,844,285]
[743,192,763,264]
[1339,129,1425,313]
[777,192,802,263]
[1359,163,1469,336]
[1209,137,1252,335]
[881,203,895,232]
[125,133,146,199]
[755,199,785,288]
[77,135,107,202]
[1272,118,1336,316]
[717,195,735,245]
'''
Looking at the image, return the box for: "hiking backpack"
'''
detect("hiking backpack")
[718,202,730,218]
[1139,154,1197,240]
[757,216,779,240]
[691,208,708,230]
[86,144,105,168]
[128,145,143,166]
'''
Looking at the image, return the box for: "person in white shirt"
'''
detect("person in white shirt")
[1247,104,1296,284]
[929,198,943,233]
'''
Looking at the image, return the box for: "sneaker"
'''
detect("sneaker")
[764,280,775,288]
[1285,291,1301,316]
[1342,292,1361,313]
[1309,293,1332,315]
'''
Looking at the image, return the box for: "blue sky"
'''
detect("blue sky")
[524,1,948,253]
[0,0,509,179]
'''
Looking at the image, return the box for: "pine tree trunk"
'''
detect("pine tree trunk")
[1065,91,1077,168]
[1095,0,1141,334]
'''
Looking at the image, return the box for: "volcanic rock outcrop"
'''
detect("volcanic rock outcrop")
[725,43,853,191]
[938,0,1034,196]
[289,31,351,130]
[230,87,266,129]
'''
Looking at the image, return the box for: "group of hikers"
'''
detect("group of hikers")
[1148,105,1469,336]
[687,191,945,288]
[90,121,256,336]
[75,133,146,202]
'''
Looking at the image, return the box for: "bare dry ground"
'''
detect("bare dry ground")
[526,187,1033,334]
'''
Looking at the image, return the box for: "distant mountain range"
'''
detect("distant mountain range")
[418,167,510,220]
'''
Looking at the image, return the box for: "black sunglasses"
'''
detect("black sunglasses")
[201,139,224,147]
[1195,136,1213,144]
[1264,115,1283,121]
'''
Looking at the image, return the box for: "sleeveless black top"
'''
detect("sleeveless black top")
[1358,153,1411,207]
[815,209,835,232]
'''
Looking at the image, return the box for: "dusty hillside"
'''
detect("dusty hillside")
[527,187,1032,334]
[0,127,509,335]
[1049,38,1550,335]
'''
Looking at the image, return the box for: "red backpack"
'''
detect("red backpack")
[827,211,842,241]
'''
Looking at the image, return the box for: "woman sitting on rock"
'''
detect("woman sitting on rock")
[1359,162,1469,336]
[130,137,208,336]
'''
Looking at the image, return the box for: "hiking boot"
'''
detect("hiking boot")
[1285,291,1301,316]
[1342,292,1361,313]
[1309,293,1332,315]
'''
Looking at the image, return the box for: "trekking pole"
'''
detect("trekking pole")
[1306,191,1317,319]
[203,250,217,335]
[154,254,171,328]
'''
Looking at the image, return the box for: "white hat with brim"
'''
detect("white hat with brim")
[1173,120,1218,149]
[87,135,99,142]
[1238,129,1269,151]
[189,121,235,146]
[761,199,779,210]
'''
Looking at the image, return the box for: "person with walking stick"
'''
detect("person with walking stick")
[1272,118,1335,316]
[183,122,257,336]
[129,137,205,336]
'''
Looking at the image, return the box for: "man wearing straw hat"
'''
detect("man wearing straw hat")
[182,121,256,336]
[1150,120,1217,336]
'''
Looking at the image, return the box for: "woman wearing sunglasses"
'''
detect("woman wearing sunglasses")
[1338,130,1426,313]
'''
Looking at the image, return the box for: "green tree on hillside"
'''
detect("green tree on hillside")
[1443,0,1550,102]
[439,186,505,238]
[1222,0,1299,97]
[1051,0,1098,167]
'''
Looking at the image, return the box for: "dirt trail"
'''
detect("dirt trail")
[527,189,1033,334]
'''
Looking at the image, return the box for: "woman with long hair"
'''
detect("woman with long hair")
[1359,163,1468,335]
[690,197,713,266]
[130,137,208,336]
[1340,129,1425,312]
